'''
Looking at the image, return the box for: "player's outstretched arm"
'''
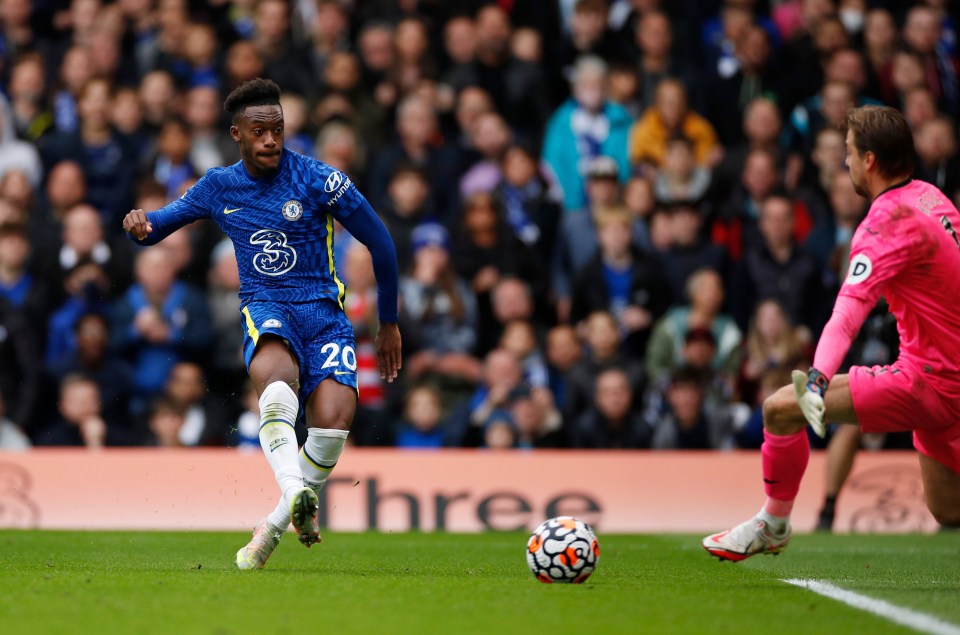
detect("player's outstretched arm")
[122,209,153,242]
[122,176,212,245]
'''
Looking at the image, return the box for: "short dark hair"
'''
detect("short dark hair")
[223,78,281,121]
[840,105,915,179]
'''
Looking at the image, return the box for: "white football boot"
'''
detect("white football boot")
[236,519,284,570]
[702,517,792,562]
[289,487,321,547]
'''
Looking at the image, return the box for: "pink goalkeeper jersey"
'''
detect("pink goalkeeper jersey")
[814,179,960,383]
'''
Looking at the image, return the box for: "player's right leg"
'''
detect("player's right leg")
[703,374,858,561]
[249,337,312,513]
[918,453,960,528]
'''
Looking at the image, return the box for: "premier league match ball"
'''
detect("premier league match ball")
[526,516,600,584]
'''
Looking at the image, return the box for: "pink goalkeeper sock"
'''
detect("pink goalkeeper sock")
[761,429,810,517]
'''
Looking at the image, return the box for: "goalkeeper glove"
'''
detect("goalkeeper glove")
[791,367,828,438]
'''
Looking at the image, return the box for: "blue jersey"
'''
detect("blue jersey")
[141,149,391,313]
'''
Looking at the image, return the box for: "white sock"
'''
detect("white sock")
[266,428,349,529]
[258,382,303,511]
[757,508,790,535]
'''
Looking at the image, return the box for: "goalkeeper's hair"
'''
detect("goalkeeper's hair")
[223,78,281,122]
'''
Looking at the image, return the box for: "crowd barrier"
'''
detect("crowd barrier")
[0,449,936,533]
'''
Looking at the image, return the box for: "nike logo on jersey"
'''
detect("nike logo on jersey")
[334,370,355,376]
[223,206,242,215]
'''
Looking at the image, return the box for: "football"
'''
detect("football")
[526,516,600,584]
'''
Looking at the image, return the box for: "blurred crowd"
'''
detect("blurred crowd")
[0,0,957,451]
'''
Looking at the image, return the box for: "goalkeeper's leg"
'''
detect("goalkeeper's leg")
[704,374,857,561]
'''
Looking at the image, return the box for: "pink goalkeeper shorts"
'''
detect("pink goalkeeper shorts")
[849,360,960,474]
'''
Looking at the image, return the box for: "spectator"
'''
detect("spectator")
[35,374,129,447]
[572,367,651,449]
[712,147,807,262]
[449,3,550,139]
[230,380,261,450]
[44,260,112,365]
[0,223,47,324]
[706,24,782,148]
[656,200,727,306]
[454,347,524,447]
[205,239,245,398]
[145,396,186,448]
[553,0,633,101]
[735,299,810,406]
[649,366,733,450]
[452,191,544,355]
[378,163,433,274]
[8,52,54,143]
[40,78,138,226]
[862,8,897,97]
[633,9,700,112]
[184,85,237,173]
[43,203,133,309]
[0,93,43,189]
[41,160,87,226]
[565,310,644,424]
[342,241,393,447]
[902,86,939,133]
[0,291,41,434]
[112,246,213,410]
[52,46,95,135]
[499,319,549,389]
[149,117,198,201]
[900,5,959,113]
[551,156,624,322]
[914,115,960,203]
[545,324,583,410]
[0,388,31,450]
[630,79,721,172]
[804,169,868,273]
[711,97,784,207]
[278,92,315,157]
[652,135,712,204]
[46,309,130,423]
[570,204,669,357]
[252,0,314,97]
[399,222,482,387]
[542,55,631,213]
[460,110,513,198]
[395,384,447,449]
[646,267,742,386]
[729,194,827,335]
[477,275,542,359]
[505,385,565,449]
[158,361,228,447]
[315,120,366,182]
[365,94,462,222]
[492,141,562,273]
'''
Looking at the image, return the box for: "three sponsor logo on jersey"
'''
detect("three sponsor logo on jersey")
[323,170,352,207]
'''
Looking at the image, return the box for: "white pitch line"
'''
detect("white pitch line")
[783,579,960,635]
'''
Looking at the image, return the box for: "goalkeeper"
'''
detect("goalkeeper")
[703,105,960,561]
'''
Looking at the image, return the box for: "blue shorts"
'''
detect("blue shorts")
[240,300,359,398]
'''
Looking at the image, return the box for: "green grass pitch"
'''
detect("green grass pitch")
[1,530,958,635]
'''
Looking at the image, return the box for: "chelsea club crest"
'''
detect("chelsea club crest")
[281,199,303,221]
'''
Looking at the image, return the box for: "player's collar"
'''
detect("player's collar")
[875,177,912,199]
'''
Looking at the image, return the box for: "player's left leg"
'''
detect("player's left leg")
[263,379,356,546]
[919,453,960,527]
[703,374,859,561]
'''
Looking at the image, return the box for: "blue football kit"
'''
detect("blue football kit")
[129,149,398,397]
